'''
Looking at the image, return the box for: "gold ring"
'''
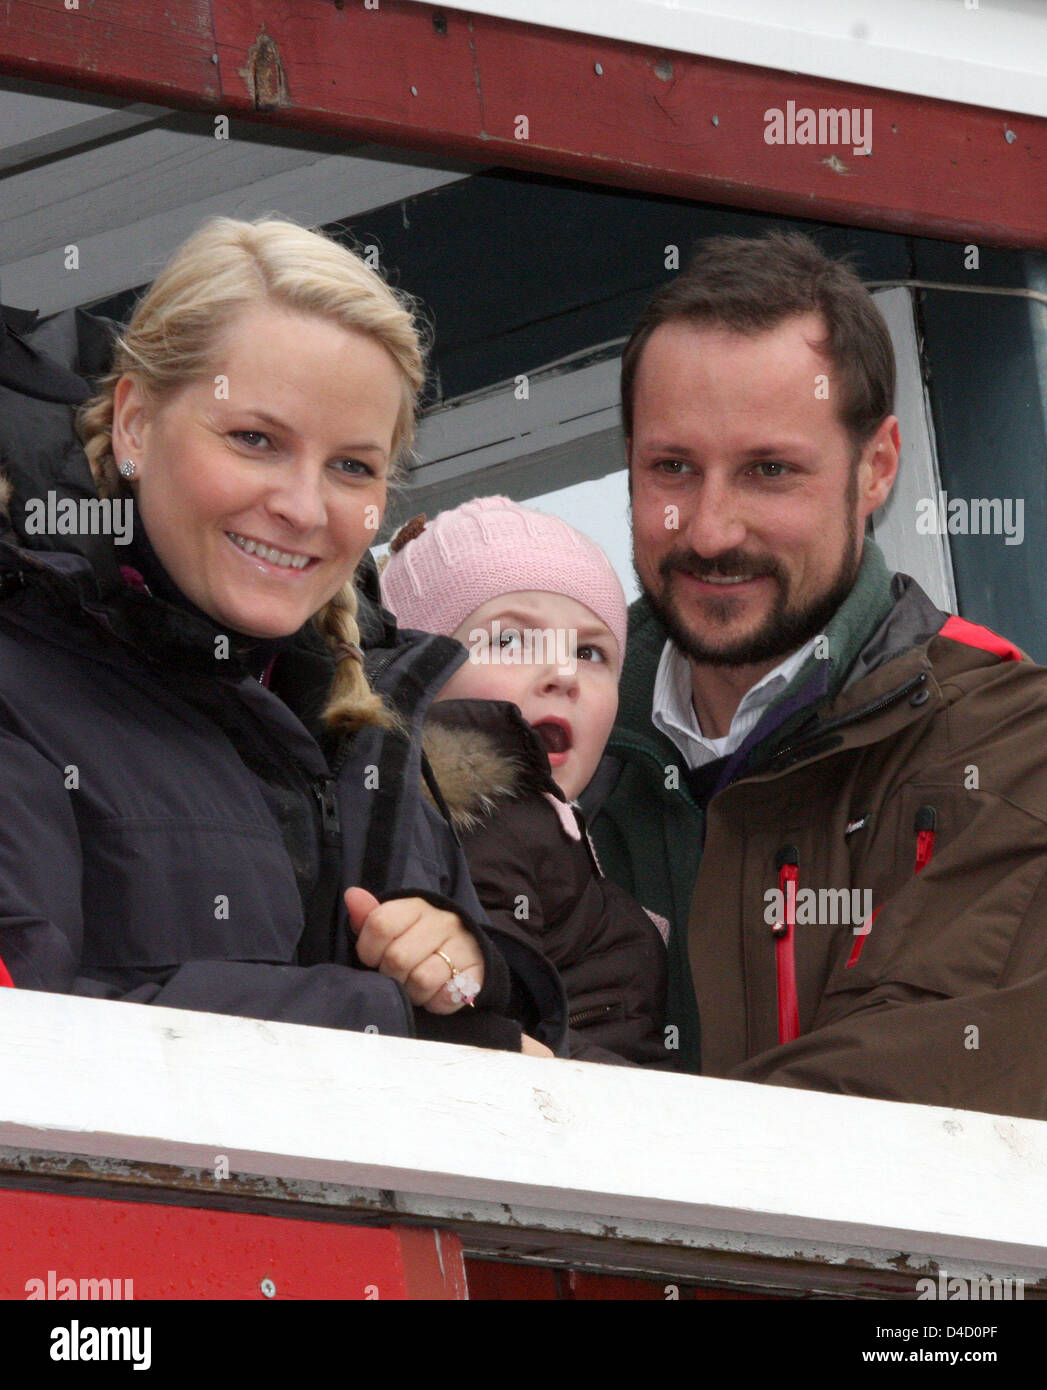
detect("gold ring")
[434,949,456,980]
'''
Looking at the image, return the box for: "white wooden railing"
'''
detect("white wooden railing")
[1,989,1045,1296]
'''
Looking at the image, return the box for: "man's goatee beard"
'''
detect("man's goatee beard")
[639,543,863,669]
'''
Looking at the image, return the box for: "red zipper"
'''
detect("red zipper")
[846,905,882,969]
[914,805,937,873]
[772,847,800,1044]
[846,806,937,970]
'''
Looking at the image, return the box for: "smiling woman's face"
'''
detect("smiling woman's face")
[111,301,403,638]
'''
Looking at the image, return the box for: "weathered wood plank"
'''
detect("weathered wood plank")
[466,20,1046,249]
[0,0,218,104]
[434,0,1047,121]
[0,1,1044,247]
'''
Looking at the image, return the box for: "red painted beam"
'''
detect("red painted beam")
[0,1189,466,1300]
[0,0,219,103]
[0,0,1043,248]
[463,1259,779,1299]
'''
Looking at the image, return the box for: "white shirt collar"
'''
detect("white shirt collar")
[652,635,819,771]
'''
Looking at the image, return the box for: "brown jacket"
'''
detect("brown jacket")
[423,700,669,1066]
[592,548,1047,1120]
[699,619,1047,1120]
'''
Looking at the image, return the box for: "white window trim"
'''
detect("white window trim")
[869,287,957,614]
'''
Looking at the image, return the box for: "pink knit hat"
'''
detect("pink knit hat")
[380,496,627,659]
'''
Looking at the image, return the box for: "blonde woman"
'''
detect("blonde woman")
[0,216,560,1055]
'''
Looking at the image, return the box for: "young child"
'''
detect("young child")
[381,496,668,1066]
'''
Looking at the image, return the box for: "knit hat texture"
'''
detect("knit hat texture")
[380,495,627,659]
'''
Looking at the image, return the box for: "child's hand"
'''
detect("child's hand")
[345,887,486,1014]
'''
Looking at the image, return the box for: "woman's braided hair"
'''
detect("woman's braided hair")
[78,215,429,734]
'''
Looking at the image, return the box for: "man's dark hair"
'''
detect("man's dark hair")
[620,231,895,455]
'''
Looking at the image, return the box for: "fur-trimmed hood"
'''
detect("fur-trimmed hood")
[423,699,564,833]
[425,698,671,1066]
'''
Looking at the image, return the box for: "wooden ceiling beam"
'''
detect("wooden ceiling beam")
[1,0,1044,248]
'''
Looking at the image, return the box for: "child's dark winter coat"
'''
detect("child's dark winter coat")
[423,699,669,1065]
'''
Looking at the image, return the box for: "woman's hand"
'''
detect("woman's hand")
[345,887,485,1015]
[520,1034,554,1058]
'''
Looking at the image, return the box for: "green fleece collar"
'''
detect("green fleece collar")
[612,540,896,761]
[612,594,682,766]
[775,539,896,709]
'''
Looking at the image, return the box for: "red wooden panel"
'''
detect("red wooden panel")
[0,1189,465,1300]
[468,21,1046,249]
[690,1285,772,1300]
[0,1,1043,247]
[399,1226,468,1301]
[465,1258,561,1300]
[0,0,218,105]
[211,3,1047,250]
[465,1258,781,1299]
[563,1269,673,1299]
[209,0,483,150]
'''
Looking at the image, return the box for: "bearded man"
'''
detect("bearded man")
[587,232,1047,1120]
